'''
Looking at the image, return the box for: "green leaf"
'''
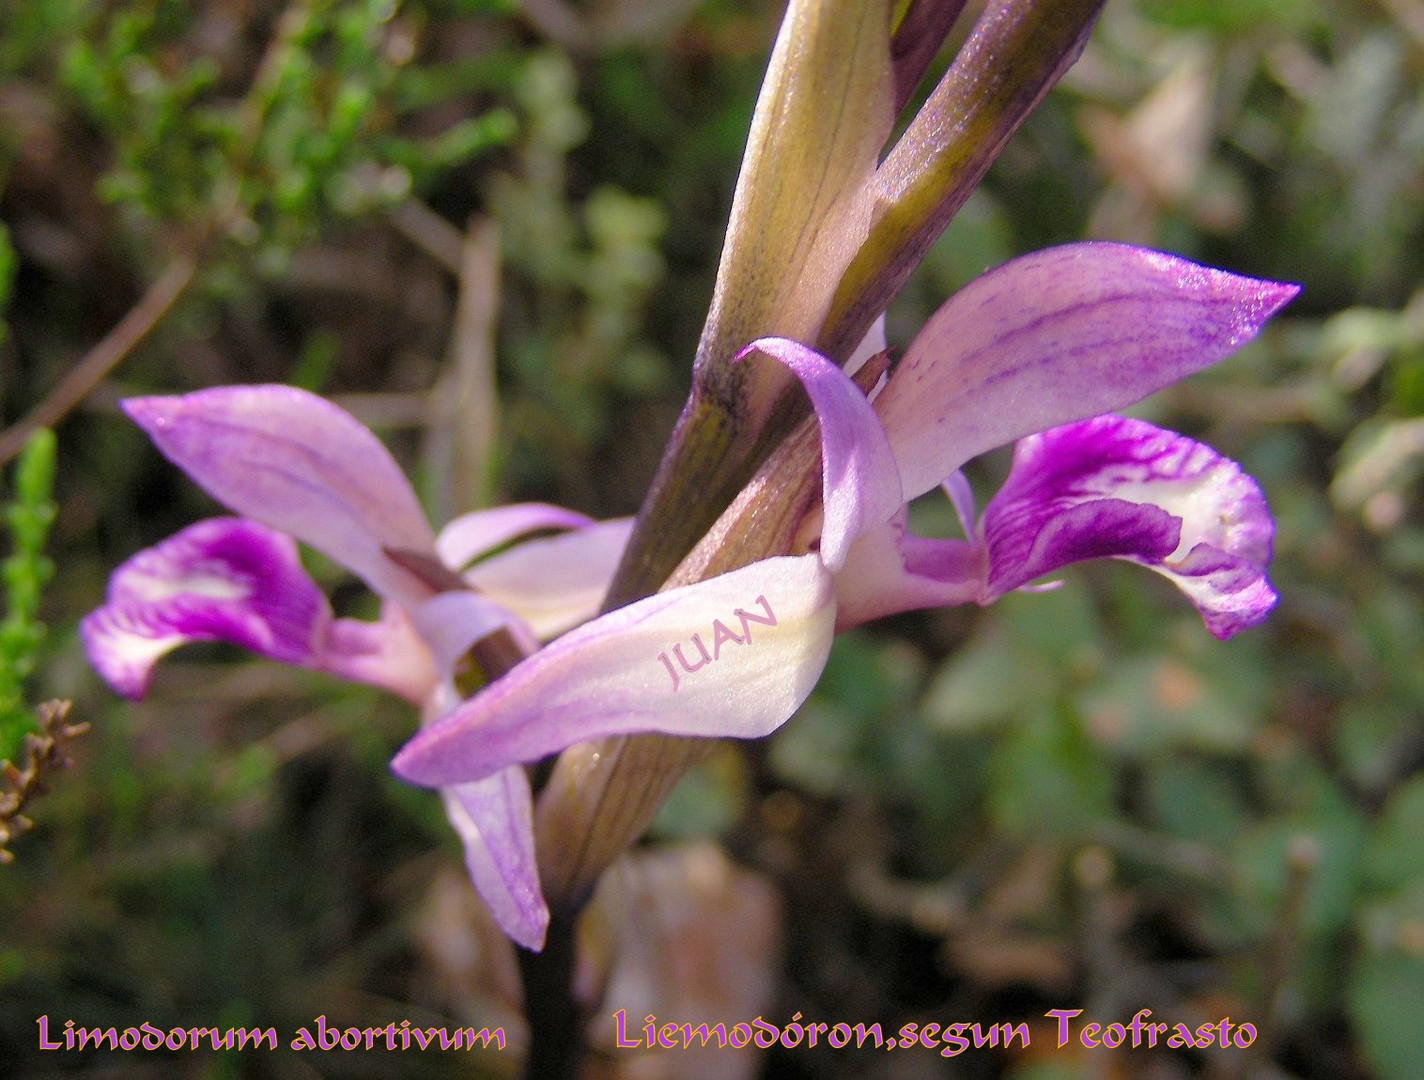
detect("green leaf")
[1349,931,1424,1080]
[1364,776,1424,894]
[921,628,1039,733]
[988,705,1114,838]
[1144,758,1250,847]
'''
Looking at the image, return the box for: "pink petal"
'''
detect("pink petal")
[981,416,1276,637]
[874,243,1299,500]
[436,503,596,571]
[319,606,438,704]
[738,338,903,570]
[81,518,444,702]
[392,555,836,788]
[462,518,635,640]
[407,591,522,675]
[832,510,982,629]
[441,770,549,952]
[123,386,437,609]
[415,679,549,952]
[80,518,331,699]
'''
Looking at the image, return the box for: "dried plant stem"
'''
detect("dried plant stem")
[0,255,197,467]
[388,199,466,275]
[0,700,86,863]
[425,216,502,521]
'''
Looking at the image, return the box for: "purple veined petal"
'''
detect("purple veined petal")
[874,243,1300,500]
[441,774,548,952]
[81,518,330,699]
[392,554,836,789]
[123,386,437,610]
[981,415,1277,638]
[462,518,635,640]
[436,503,596,572]
[832,510,982,629]
[738,338,903,571]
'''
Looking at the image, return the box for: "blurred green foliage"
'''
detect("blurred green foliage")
[0,430,56,755]
[0,0,1422,1078]
[52,0,518,268]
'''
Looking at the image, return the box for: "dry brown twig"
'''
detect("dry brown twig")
[0,255,198,468]
[0,699,88,864]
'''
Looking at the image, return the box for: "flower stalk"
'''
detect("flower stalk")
[548,0,1110,919]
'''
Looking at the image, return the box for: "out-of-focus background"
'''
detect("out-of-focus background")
[1,1,1422,1077]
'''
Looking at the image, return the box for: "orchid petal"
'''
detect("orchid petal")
[739,338,902,570]
[318,607,439,704]
[436,503,596,572]
[441,775,547,952]
[874,243,1300,500]
[981,416,1276,637]
[462,518,634,640]
[80,518,444,702]
[832,509,982,628]
[123,386,437,609]
[942,472,977,537]
[408,591,521,675]
[80,518,330,699]
[419,681,549,952]
[392,555,836,789]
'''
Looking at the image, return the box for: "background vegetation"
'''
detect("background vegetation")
[1,0,1421,1077]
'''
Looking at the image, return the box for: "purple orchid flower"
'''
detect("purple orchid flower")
[392,242,1297,793]
[81,385,632,950]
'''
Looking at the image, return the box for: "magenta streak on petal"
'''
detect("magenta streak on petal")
[80,518,329,699]
[874,243,1300,501]
[123,386,437,610]
[981,416,1277,638]
[736,338,903,569]
[436,503,596,572]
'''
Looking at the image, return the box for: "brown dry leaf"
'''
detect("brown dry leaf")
[411,867,527,1067]
[580,842,782,1080]
[411,841,780,1079]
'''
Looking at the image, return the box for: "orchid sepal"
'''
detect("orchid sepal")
[873,242,1300,501]
[393,554,836,789]
[123,385,438,610]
